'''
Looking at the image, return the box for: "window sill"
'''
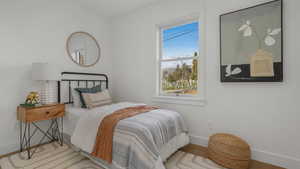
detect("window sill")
[152,95,205,106]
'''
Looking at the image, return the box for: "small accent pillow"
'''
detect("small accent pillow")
[75,85,102,108]
[82,90,112,109]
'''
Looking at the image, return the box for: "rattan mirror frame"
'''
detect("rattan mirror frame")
[66,31,101,67]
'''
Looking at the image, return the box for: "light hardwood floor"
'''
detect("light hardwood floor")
[0,142,285,169]
[180,144,285,169]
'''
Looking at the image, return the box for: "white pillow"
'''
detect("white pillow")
[71,88,81,107]
[82,90,112,109]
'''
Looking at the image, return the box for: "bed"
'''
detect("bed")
[59,72,189,169]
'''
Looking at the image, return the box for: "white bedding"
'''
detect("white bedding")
[63,103,144,136]
[63,105,89,135]
[83,132,189,169]
[71,102,146,153]
[64,102,189,169]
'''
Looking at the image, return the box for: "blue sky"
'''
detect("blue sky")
[162,22,199,60]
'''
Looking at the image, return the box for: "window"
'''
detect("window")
[158,21,200,97]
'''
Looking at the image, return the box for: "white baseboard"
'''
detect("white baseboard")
[0,136,52,157]
[189,134,300,169]
[0,143,19,156]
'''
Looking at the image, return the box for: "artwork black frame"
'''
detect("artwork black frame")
[220,0,283,82]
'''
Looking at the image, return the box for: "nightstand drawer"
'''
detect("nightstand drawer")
[18,104,65,122]
[27,105,64,122]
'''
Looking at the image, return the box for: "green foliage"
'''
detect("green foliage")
[191,59,198,80]
[162,54,198,93]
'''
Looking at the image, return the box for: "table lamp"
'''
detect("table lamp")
[31,63,61,105]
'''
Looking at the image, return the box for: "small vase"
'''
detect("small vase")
[250,49,274,77]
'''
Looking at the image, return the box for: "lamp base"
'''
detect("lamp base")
[40,81,57,105]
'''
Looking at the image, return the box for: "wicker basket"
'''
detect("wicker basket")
[208,133,251,169]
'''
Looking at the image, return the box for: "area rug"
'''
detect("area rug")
[0,142,225,169]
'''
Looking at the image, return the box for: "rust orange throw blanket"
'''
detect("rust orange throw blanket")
[91,105,158,163]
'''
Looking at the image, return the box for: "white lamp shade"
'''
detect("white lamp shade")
[32,63,61,81]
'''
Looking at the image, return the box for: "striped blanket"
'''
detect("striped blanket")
[91,105,159,163]
[71,102,188,169]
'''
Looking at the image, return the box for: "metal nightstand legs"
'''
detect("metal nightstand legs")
[19,117,64,159]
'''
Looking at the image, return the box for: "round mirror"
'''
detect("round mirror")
[66,32,100,67]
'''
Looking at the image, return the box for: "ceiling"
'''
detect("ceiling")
[77,0,162,18]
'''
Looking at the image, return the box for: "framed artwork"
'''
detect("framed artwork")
[220,0,283,82]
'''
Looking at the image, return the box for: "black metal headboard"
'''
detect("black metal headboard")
[58,72,109,104]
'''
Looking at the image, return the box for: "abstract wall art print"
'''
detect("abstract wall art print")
[220,0,283,82]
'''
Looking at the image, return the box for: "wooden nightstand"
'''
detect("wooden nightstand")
[17,103,65,159]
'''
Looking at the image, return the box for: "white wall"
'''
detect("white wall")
[111,0,300,168]
[0,0,112,155]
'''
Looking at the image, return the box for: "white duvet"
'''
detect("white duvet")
[71,102,145,153]
[71,102,189,169]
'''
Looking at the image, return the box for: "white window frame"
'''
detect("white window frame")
[153,14,206,106]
